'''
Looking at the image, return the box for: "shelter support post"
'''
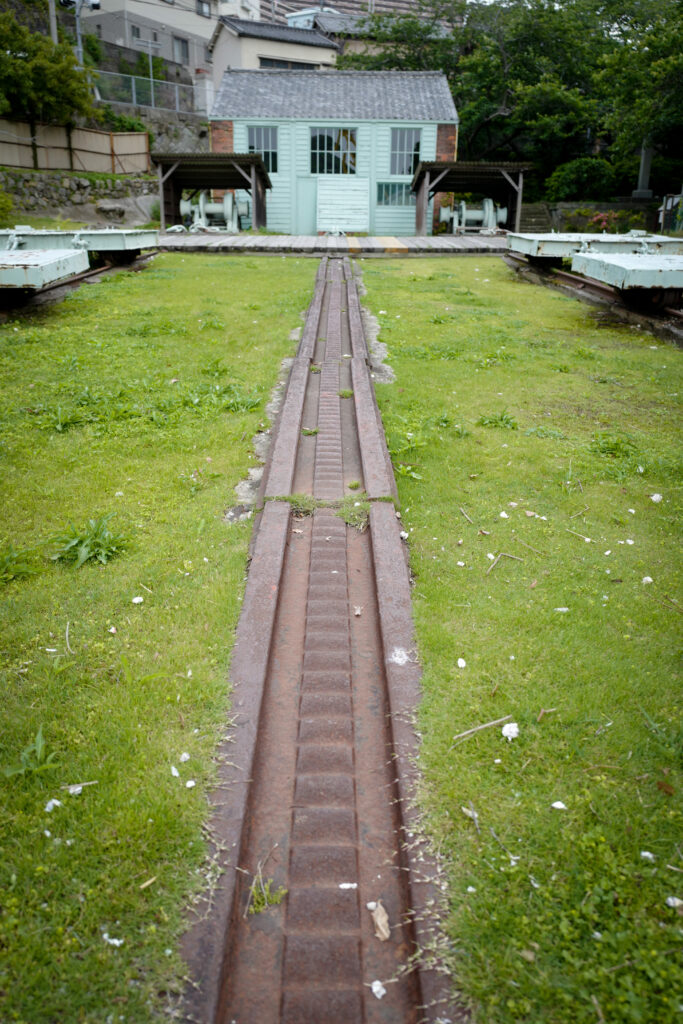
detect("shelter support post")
[252,164,266,231]
[416,172,430,236]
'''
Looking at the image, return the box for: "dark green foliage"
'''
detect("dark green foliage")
[545,158,617,201]
[339,0,683,195]
[0,12,92,124]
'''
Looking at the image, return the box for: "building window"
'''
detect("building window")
[248,126,278,173]
[153,31,158,41]
[196,0,210,15]
[173,36,189,64]
[377,183,416,207]
[131,24,140,39]
[259,57,317,70]
[390,128,421,176]
[310,128,356,175]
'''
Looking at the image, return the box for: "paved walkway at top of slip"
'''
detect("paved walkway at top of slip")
[159,232,507,255]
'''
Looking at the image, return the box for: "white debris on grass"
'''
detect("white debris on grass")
[132,596,143,605]
[180,752,190,762]
[457,658,466,669]
[500,511,509,519]
[171,766,179,778]
[551,801,567,810]
[665,896,682,908]
[502,722,519,742]
[555,607,569,613]
[185,780,196,789]
[642,576,653,584]
[651,493,663,503]
[467,886,477,893]
[45,799,62,812]
[102,933,124,947]
[640,851,656,862]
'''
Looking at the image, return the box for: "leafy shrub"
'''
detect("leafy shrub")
[545,158,616,201]
[477,410,518,429]
[0,544,38,583]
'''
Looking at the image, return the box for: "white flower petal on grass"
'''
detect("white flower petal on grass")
[642,576,653,584]
[555,607,569,613]
[640,851,656,862]
[179,752,190,763]
[45,799,62,813]
[371,980,386,1000]
[102,933,124,947]
[651,493,663,503]
[171,766,179,778]
[626,539,634,546]
[132,596,144,605]
[185,779,196,789]
[108,626,117,634]
[502,722,519,742]
[500,511,509,519]
[467,886,477,893]
[494,758,502,764]
[457,658,467,669]
[665,896,682,908]
[551,801,567,810]
[44,829,51,838]
[487,553,495,561]
[628,508,635,515]
[457,560,465,567]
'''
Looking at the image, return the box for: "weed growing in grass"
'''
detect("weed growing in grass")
[477,410,518,429]
[338,389,354,399]
[2,725,58,778]
[525,426,567,440]
[590,430,638,459]
[51,514,127,568]
[301,427,318,436]
[279,493,318,516]
[0,544,40,583]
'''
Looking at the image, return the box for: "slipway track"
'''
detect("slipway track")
[182,257,461,1023]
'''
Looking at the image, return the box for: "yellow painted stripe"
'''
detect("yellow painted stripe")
[375,236,410,253]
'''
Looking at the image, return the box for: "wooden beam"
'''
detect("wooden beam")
[252,163,266,230]
[230,160,253,187]
[427,166,450,196]
[415,171,429,236]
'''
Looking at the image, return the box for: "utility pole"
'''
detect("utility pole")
[48,0,59,44]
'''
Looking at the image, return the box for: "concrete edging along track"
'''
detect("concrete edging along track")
[182,256,460,1023]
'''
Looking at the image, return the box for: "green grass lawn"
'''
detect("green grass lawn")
[0,253,316,1022]
[361,256,682,1024]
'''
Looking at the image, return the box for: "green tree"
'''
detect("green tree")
[0,12,93,125]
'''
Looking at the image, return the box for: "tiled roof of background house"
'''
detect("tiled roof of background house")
[211,69,458,121]
[217,15,337,48]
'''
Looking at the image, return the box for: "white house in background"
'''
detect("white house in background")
[81,0,220,75]
[208,16,338,92]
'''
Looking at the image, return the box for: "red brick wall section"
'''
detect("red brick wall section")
[433,122,458,231]
[211,120,234,153]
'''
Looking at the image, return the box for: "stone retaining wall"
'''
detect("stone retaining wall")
[0,168,158,224]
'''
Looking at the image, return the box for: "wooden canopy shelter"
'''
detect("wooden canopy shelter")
[152,152,272,232]
[411,161,532,235]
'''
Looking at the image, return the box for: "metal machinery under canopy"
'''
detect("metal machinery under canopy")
[411,161,531,236]
[152,153,271,233]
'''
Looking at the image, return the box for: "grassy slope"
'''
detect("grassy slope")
[361,256,682,1024]
[0,253,316,1023]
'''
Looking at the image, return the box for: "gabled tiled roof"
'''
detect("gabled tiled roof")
[216,15,337,48]
[211,70,458,122]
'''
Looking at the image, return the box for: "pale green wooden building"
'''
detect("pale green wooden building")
[209,70,458,235]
